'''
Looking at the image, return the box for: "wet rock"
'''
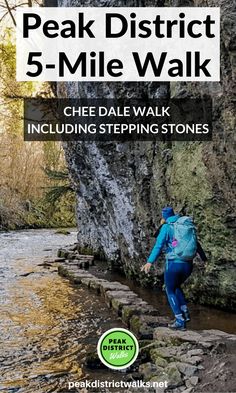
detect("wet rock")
[89,278,109,293]
[79,260,90,270]
[211,342,228,356]
[175,362,198,378]
[150,347,178,362]
[104,290,138,307]
[127,372,143,381]
[70,244,78,252]
[153,328,201,344]
[130,315,169,339]
[139,362,163,381]
[139,340,153,348]
[153,327,228,348]
[154,357,168,368]
[181,388,193,393]
[66,252,77,260]
[185,349,204,357]
[78,254,95,261]
[149,375,169,392]
[181,355,202,365]
[121,303,158,326]
[185,376,199,387]
[70,256,94,269]
[58,265,94,284]
[99,281,131,295]
[201,329,236,341]
[166,363,183,388]
[139,341,166,363]
[111,298,142,316]
[80,277,92,287]
[129,315,156,340]
[140,315,169,329]
[57,248,69,258]
[139,325,155,340]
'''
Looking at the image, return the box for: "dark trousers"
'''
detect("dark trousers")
[164,260,193,317]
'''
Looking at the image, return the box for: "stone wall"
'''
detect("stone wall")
[58,0,236,310]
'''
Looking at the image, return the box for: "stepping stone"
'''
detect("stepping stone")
[71,272,94,284]
[153,327,232,346]
[79,261,90,270]
[104,290,138,307]
[111,297,145,316]
[89,278,110,293]
[122,303,159,325]
[80,277,92,286]
[54,257,66,262]
[78,254,94,259]
[58,265,94,283]
[130,315,170,339]
[57,249,69,258]
[99,281,130,295]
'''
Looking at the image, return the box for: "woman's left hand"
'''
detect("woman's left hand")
[141,262,152,274]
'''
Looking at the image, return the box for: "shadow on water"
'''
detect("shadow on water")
[90,261,236,334]
[0,230,124,393]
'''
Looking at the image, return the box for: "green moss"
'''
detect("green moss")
[168,143,212,206]
[155,357,168,368]
[58,265,69,277]
[55,229,71,235]
[130,315,142,335]
[78,246,94,255]
[150,348,172,361]
[139,340,153,348]
[166,363,182,386]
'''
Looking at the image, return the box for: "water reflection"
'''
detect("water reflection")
[0,230,123,393]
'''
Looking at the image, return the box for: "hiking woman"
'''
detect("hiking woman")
[141,206,207,330]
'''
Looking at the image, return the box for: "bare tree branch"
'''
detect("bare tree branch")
[3,0,16,26]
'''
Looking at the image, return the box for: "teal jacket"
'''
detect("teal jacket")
[147,214,207,264]
[147,215,180,264]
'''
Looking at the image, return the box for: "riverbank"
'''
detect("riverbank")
[57,244,236,393]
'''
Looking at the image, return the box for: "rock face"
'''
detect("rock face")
[58,0,236,310]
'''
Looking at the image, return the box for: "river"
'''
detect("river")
[0,229,235,393]
[0,229,124,393]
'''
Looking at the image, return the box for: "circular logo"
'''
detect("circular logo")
[97,328,139,370]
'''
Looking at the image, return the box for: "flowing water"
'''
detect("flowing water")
[0,229,235,393]
[0,229,124,393]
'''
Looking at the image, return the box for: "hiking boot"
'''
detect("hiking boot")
[182,310,191,322]
[168,319,186,331]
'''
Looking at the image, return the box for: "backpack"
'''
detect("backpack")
[169,216,197,261]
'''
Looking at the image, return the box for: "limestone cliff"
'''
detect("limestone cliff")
[57,0,236,310]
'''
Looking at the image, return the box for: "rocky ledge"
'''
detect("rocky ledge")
[57,245,236,393]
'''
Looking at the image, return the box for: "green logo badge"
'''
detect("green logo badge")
[97,327,139,370]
